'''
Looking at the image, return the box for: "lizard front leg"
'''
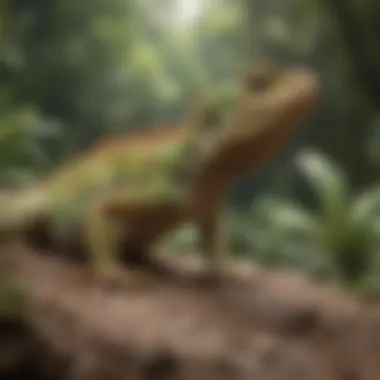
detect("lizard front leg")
[83,194,154,288]
[199,212,228,280]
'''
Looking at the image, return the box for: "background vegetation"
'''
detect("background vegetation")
[2,0,380,292]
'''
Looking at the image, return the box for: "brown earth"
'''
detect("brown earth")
[0,243,379,380]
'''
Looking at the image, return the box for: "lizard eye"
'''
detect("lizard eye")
[246,74,272,92]
[242,63,278,93]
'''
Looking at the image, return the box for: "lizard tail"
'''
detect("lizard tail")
[0,188,50,243]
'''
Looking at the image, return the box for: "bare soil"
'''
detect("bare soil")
[0,242,380,380]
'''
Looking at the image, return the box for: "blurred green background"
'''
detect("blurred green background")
[2,0,380,291]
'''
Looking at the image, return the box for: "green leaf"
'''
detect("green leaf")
[295,149,350,225]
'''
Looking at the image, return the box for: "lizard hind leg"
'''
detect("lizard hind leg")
[83,197,153,289]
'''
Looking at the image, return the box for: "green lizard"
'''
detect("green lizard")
[0,62,319,286]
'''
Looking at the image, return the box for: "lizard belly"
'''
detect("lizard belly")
[117,204,186,245]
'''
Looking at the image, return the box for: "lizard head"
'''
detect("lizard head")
[220,61,319,144]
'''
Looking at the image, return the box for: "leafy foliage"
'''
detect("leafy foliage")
[1,0,380,294]
[250,150,380,288]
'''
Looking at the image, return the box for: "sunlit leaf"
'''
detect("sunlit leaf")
[295,149,350,223]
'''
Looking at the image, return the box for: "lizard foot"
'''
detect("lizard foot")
[85,265,154,291]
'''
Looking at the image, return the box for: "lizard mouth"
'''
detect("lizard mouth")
[278,69,320,134]
[262,68,320,134]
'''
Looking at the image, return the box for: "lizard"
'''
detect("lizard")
[0,62,319,286]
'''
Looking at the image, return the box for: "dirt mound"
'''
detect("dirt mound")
[0,243,379,380]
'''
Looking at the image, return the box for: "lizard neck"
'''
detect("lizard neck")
[188,115,302,212]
